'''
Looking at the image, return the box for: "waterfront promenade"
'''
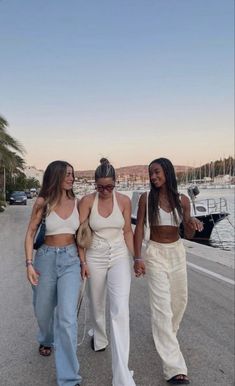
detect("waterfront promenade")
[0,201,234,386]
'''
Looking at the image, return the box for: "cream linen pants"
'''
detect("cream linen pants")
[86,237,136,386]
[145,238,188,380]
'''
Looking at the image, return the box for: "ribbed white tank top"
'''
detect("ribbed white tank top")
[89,192,125,241]
[45,199,80,236]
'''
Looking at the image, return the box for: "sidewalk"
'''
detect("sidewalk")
[0,205,234,386]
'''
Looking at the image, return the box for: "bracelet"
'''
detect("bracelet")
[80,261,87,265]
[134,258,144,261]
[25,260,33,267]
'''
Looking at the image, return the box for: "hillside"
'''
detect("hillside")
[75,164,190,178]
[74,156,234,180]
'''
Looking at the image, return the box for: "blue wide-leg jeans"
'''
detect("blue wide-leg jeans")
[33,244,82,386]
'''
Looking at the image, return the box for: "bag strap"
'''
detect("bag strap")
[41,205,47,224]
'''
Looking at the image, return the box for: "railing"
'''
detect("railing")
[131,191,229,218]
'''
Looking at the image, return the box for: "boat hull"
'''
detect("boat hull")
[130,190,230,243]
[131,212,229,242]
[179,212,229,241]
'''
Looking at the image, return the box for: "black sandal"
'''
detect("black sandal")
[167,374,190,384]
[39,344,52,357]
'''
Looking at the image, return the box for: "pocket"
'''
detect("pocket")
[34,248,46,271]
[35,247,45,258]
[67,247,79,259]
[145,243,154,259]
[172,243,186,269]
[178,241,186,260]
[64,248,80,271]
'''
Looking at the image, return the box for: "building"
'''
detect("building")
[213,174,231,184]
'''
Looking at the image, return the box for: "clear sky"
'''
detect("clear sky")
[0,0,234,171]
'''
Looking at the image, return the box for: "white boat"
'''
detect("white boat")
[131,185,230,242]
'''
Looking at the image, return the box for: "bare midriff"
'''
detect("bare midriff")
[150,226,180,243]
[45,234,75,247]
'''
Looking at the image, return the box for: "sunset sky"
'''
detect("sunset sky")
[0,0,234,171]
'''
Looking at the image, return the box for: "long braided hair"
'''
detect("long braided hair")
[148,158,182,226]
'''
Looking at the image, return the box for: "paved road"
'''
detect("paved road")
[0,202,234,386]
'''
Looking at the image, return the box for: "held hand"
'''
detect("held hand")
[80,262,90,279]
[187,217,204,232]
[134,259,146,277]
[27,265,39,286]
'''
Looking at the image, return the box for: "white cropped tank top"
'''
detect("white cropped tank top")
[89,192,125,241]
[157,207,182,227]
[45,199,80,236]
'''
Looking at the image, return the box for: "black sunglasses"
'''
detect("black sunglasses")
[96,184,115,192]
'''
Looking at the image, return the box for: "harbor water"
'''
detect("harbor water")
[189,187,234,251]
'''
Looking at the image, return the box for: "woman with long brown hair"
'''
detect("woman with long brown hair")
[25,160,82,386]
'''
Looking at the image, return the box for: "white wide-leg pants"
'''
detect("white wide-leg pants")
[145,239,188,380]
[86,238,136,386]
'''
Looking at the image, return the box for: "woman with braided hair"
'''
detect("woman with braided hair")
[134,157,203,385]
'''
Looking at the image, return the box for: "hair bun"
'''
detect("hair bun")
[100,157,109,165]
[95,158,115,181]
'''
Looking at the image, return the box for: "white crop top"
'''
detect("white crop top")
[45,199,80,236]
[157,207,182,227]
[89,192,125,241]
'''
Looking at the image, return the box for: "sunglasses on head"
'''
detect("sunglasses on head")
[96,184,115,192]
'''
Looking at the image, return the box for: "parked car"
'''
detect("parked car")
[9,191,27,205]
[30,188,37,197]
[25,190,33,199]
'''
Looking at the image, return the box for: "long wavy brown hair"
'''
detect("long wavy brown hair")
[148,158,182,226]
[39,160,75,212]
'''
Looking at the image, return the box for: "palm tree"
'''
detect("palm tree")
[0,116,25,201]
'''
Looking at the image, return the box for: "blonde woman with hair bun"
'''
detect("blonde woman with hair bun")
[78,158,136,386]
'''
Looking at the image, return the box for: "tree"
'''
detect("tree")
[25,177,40,190]
[0,116,25,201]
[6,174,40,196]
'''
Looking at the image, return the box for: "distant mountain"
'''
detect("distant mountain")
[75,157,234,180]
[75,164,191,178]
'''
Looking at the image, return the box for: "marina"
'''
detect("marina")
[180,187,234,251]
[129,186,234,252]
[74,181,235,252]
[130,188,230,243]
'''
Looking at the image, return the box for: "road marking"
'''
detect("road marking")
[187,262,235,285]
